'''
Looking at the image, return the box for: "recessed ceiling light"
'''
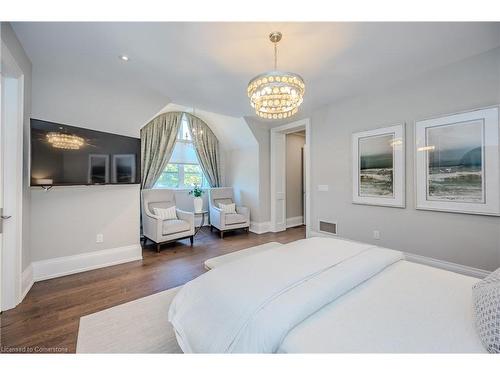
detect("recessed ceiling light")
[119,55,129,62]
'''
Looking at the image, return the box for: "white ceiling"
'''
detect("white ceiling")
[12,22,500,118]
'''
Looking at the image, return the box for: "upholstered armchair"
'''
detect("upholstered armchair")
[208,187,250,238]
[141,189,195,252]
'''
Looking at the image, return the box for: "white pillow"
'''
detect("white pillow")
[473,268,500,353]
[219,202,236,214]
[154,206,177,220]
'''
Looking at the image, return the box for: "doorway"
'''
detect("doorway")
[1,42,25,311]
[270,118,310,236]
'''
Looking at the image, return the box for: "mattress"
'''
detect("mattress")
[279,260,486,353]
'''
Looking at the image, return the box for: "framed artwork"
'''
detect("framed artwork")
[352,124,405,207]
[88,154,110,184]
[112,154,136,183]
[415,106,499,216]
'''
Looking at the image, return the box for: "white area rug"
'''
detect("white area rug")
[77,242,283,353]
[77,287,182,353]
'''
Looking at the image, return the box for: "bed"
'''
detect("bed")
[168,236,487,353]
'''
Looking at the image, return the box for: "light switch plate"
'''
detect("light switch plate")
[96,234,104,243]
[373,230,380,240]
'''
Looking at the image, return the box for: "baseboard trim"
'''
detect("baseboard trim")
[309,230,338,238]
[286,216,304,228]
[404,252,490,279]
[309,230,490,278]
[249,221,271,234]
[20,263,34,302]
[32,244,143,282]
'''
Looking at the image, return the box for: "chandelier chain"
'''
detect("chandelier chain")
[274,41,278,70]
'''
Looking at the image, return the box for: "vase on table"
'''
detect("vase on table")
[193,196,203,213]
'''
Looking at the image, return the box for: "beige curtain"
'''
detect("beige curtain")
[185,113,222,187]
[140,112,183,189]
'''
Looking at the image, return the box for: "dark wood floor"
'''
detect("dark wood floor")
[0,226,305,353]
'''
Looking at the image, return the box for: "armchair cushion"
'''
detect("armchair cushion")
[214,198,233,207]
[225,213,247,225]
[219,202,236,214]
[162,219,191,236]
[154,206,177,220]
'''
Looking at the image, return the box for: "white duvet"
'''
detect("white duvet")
[279,261,485,353]
[168,237,403,353]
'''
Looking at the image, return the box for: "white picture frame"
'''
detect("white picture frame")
[415,106,499,216]
[352,124,405,207]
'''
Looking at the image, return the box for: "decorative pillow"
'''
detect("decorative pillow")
[219,202,236,214]
[472,268,500,353]
[154,206,177,220]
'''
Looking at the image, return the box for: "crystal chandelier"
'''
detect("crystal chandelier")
[247,32,305,120]
[46,132,85,150]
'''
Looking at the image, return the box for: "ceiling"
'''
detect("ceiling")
[12,22,500,118]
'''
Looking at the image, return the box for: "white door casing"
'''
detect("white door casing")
[270,130,286,232]
[270,118,311,235]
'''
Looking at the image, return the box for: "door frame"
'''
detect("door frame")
[270,118,311,236]
[1,41,25,311]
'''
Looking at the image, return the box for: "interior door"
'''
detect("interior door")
[0,73,22,311]
[0,44,24,311]
[271,131,286,232]
[0,75,4,312]
[0,74,5,312]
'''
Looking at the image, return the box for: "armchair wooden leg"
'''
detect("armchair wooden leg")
[220,231,224,239]
[156,243,161,253]
[210,225,213,232]
[190,236,194,246]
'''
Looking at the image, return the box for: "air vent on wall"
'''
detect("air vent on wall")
[319,220,337,235]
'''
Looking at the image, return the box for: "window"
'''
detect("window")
[154,115,209,189]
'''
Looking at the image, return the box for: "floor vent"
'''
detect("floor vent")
[319,220,337,235]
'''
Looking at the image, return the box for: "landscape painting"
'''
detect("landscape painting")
[358,134,394,197]
[415,107,499,216]
[426,121,484,203]
[352,124,405,208]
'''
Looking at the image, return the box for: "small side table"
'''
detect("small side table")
[193,210,209,236]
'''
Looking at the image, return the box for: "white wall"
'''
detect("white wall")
[286,133,305,220]
[245,117,271,224]
[225,149,260,224]
[1,23,32,271]
[309,47,500,271]
[30,185,140,261]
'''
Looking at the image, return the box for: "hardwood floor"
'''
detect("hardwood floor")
[0,226,305,353]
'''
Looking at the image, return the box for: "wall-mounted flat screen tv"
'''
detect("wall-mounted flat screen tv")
[31,119,141,186]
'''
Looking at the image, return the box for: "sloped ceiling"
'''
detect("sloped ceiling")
[13,22,500,126]
[157,103,258,150]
